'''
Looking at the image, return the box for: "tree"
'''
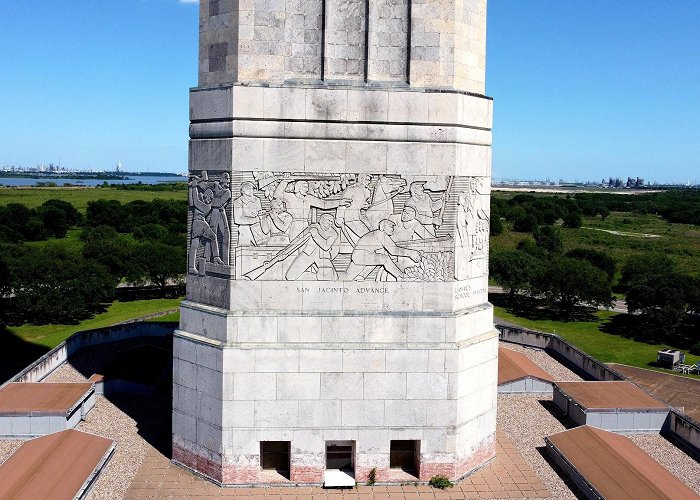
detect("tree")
[126,242,185,288]
[532,257,612,319]
[533,225,563,253]
[620,254,676,290]
[489,216,503,236]
[626,272,690,331]
[565,248,616,282]
[562,209,583,228]
[489,250,541,301]
[512,209,538,233]
[81,226,135,281]
[10,244,115,324]
[38,200,81,238]
[516,238,546,259]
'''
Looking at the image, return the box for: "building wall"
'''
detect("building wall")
[179,0,495,485]
[173,310,497,483]
[198,0,487,93]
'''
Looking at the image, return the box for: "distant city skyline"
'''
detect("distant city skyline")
[0,1,698,183]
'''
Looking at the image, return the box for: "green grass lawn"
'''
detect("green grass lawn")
[494,305,700,379]
[8,298,182,349]
[147,311,180,323]
[0,186,186,211]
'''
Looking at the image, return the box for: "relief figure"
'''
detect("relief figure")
[343,219,422,281]
[188,173,224,273]
[285,213,340,281]
[274,175,349,240]
[208,172,232,264]
[405,181,449,236]
[455,178,489,279]
[259,198,293,245]
[233,181,263,246]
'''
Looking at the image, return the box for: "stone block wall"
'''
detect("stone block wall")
[182,0,495,485]
[198,0,487,93]
[173,308,497,484]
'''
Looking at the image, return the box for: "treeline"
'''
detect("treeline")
[0,198,187,325]
[96,181,188,192]
[490,194,583,235]
[492,189,700,233]
[575,189,700,226]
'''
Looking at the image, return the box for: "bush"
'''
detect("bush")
[367,468,376,486]
[428,475,453,489]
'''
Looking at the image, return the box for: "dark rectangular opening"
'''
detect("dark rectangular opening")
[260,441,290,477]
[326,442,354,471]
[390,440,419,473]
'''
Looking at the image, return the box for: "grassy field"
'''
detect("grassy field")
[0,186,186,211]
[147,311,180,323]
[7,298,182,349]
[490,211,700,277]
[494,305,700,379]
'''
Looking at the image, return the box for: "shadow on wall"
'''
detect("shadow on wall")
[67,337,175,457]
[0,327,50,384]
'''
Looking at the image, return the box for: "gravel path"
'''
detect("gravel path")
[499,342,583,382]
[78,396,152,500]
[43,362,90,383]
[0,440,24,465]
[497,393,578,500]
[44,362,164,500]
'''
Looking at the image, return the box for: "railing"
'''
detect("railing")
[1,321,178,388]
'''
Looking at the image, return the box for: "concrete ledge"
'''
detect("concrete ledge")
[190,85,493,129]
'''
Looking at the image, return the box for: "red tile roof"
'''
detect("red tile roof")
[546,426,698,500]
[0,429,114,500]
[555,381,667,411]
[0,383,93,415]
[498,346,554,385]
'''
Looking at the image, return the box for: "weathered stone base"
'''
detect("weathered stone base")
[173,443,225,483]
[174,434,495,486]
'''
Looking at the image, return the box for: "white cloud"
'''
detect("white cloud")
[179,0,199,4]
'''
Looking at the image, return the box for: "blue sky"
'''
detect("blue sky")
[0,1,698,183]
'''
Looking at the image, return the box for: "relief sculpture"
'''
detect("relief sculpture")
[455,177,490,279]
[188,171,489,282]
[188,171,232,275]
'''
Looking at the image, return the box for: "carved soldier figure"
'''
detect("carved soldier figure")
[208,172,232,264]
[260,198,293,245]
[285,213,340,281]
[388,205,431,242]
[405,182,447,236]
[343,219,422,281]
[337,173,372,240]
[233,181,263,246]
[274,175,349,240]
[188,176,224,273]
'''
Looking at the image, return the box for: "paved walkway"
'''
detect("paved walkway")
[124,431,549,499]
[608,363,700,421]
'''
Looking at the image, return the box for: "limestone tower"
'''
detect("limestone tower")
[174,0,496,486]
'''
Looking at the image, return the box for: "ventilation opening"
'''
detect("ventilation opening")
[390,440,420,474]
[260,441,290,478]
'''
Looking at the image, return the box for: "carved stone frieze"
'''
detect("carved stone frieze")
[187,171,489,282]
